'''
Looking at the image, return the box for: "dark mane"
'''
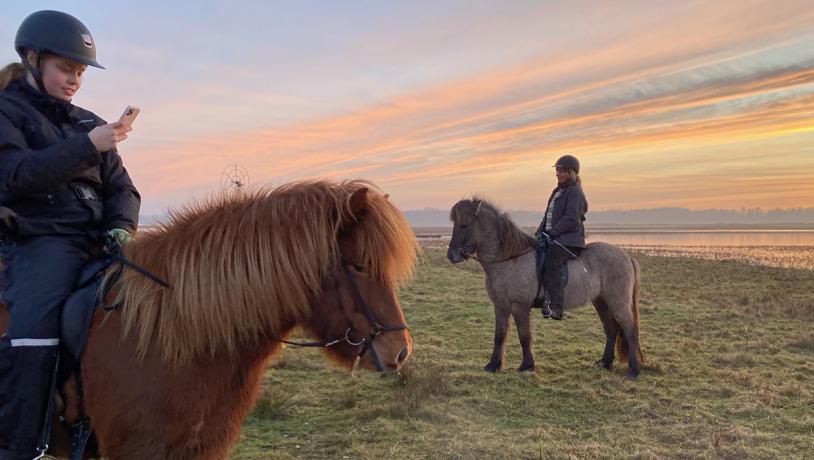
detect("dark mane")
[480,200,536,257]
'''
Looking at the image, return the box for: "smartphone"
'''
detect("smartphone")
[119,106,141,128]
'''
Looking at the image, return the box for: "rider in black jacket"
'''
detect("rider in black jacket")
[535,155,588,320]
[0,11,140,459]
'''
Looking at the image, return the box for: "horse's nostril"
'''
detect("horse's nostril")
[397,346,409,364]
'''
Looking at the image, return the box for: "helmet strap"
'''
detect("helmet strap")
[21,49,47,93]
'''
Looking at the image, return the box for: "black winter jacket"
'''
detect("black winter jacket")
[0,78,140,239]
[536,180,588,248]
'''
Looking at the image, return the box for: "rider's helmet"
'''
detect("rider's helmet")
[553,155,580,174]
[15,10,104,69]
[15,10,104,92]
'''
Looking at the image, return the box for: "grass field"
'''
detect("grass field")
[233,249,814,459]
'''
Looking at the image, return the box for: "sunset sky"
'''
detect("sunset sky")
[2,1,813,215]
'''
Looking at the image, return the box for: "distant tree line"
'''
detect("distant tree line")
[404,207,814,227]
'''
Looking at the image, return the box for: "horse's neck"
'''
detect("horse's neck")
[477,232,502,261]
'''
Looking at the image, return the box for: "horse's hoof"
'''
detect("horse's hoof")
[595,359,612,370]
[624,369,640,379]
[484,361,501,373]
[517,363,535,372]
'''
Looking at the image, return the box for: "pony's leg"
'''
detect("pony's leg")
[593,299,619,370]
[511,304,535,372]
[613,305,640,379]
[484,303,511,372]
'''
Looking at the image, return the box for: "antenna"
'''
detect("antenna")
[220,163,249,196]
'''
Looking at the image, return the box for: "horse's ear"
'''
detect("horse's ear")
[348,187,369,220]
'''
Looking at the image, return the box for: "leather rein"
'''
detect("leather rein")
[472,246,535,264]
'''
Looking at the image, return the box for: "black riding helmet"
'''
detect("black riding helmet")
[553,155,580,174]
[16,10,104,68]
[15,10,103,93]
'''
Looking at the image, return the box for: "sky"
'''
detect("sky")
[1,0,813,215]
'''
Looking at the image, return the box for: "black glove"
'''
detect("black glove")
[535,231,551,244]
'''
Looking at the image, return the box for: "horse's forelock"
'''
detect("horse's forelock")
[451,198,485,225]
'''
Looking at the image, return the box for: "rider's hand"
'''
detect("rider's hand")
[88,122,131,152]
[107,228,133,246]
[540,232,552,244]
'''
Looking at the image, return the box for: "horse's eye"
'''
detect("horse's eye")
[460,224,467,229]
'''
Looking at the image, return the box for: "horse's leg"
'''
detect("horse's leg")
[511,304,535,372]
[484,303,511,372]
[611,303,640,379]
[593,298,619,370]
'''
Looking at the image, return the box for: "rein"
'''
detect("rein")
[472,246,535,264]
[278,327,364,348]
[104,238,173,289]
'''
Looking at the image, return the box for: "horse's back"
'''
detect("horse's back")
[582,241,631,261]
[563,242,634,306]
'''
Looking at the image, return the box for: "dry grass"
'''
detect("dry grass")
[232,249,814,459]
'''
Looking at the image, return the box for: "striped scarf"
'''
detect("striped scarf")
[545,189,563,232]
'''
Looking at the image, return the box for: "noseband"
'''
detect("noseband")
[278,262,408,371]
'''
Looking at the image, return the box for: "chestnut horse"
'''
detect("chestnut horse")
[1,179,418,459]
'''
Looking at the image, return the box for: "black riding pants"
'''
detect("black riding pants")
[0,236,96,459]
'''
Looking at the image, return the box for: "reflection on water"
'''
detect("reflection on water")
[417,227,814,270]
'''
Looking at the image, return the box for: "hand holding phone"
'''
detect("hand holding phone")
[119,106,140,129]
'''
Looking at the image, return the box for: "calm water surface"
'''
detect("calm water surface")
[417,227,814,270]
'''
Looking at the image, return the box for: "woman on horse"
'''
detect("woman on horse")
[535,155,588,320]
[0,11,140,458]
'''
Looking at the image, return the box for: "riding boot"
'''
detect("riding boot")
[532,241,547,308]
[542,245,568,321]
[0,337,59,460]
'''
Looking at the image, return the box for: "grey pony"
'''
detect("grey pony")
[447,198,644,378]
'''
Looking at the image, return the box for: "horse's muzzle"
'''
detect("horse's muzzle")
[447,247,467,264]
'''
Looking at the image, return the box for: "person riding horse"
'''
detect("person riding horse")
[0,11,140,459]
[534,155,588,320]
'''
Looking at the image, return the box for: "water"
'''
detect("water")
[417,227,814,270]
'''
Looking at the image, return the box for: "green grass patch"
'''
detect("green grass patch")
[232,250,814,459]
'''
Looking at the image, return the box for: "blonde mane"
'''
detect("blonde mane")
[109,179,418,366]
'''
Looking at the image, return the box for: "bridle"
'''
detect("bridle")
[277,260,408,371]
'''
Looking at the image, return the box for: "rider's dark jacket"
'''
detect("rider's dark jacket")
[537,179,588,248]
[0,78,140,239]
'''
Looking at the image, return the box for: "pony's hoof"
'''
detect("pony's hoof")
[484,361,501,373]
[624,369,640,379]
[595,359,612,370]
[517,362,535,372]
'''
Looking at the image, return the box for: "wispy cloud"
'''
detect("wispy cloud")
[5,1,810,213]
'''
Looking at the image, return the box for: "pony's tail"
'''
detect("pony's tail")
[616,255,645,363]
